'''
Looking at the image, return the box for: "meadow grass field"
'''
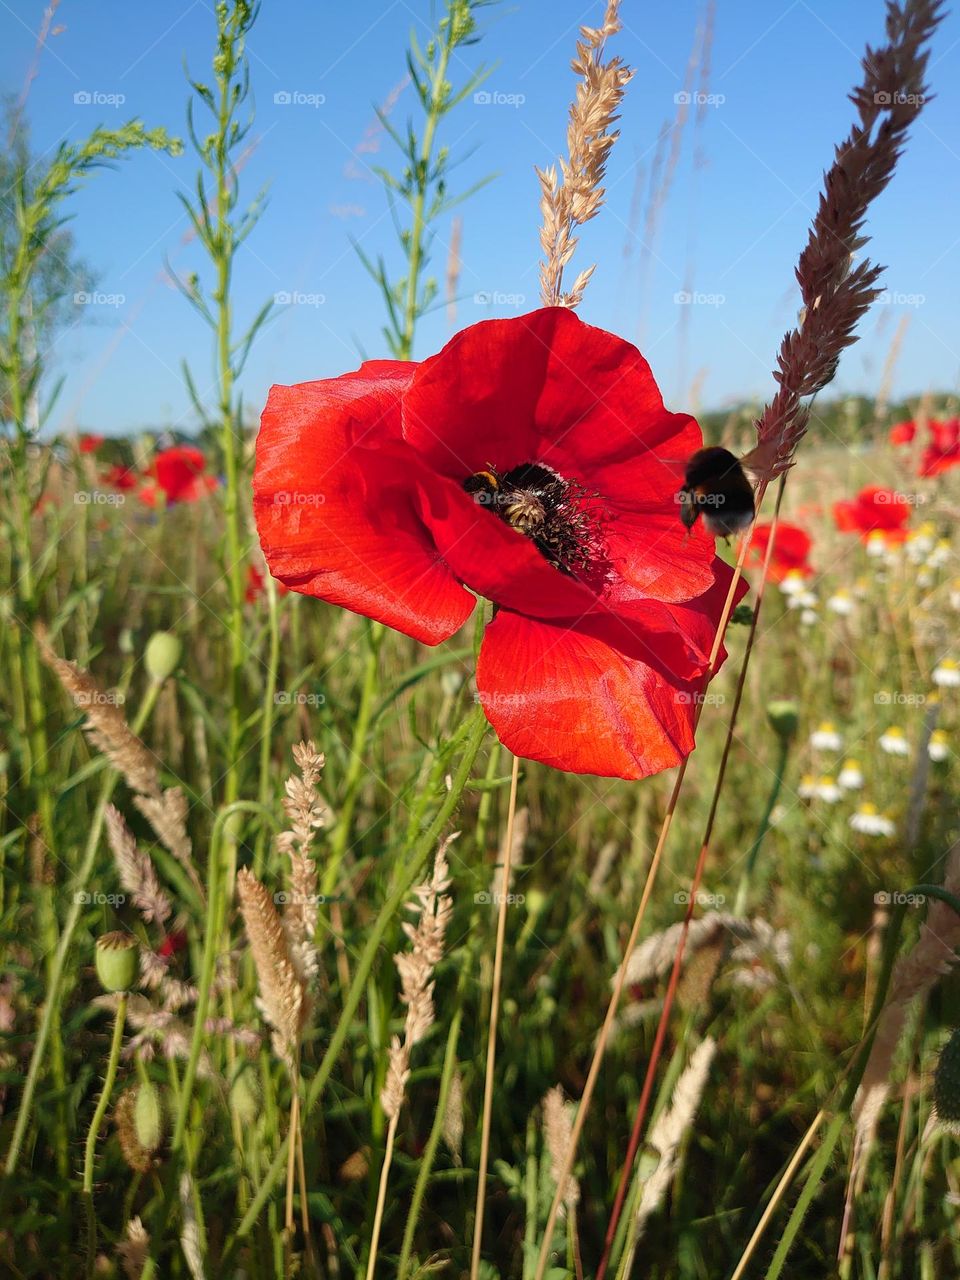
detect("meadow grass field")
[2,0,959,1277]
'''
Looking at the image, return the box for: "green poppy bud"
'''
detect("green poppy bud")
[95,932,139,993]
[766,700,800,741]
[934,1028,960,1132]
[144,631,182,683]
[134,1080,164,1153]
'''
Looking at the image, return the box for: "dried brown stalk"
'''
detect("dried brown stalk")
[40,636,202,898]
[749,0,945,481]
[537,0,633,307]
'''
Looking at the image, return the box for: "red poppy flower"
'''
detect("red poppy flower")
[158,929,188,958]
[889,420,916,446]
[245,563,290,603]
[254,309,746,780]
[146,446,218,505]
[919,417,960,477]
[78,433,105,454]
[833,486,911,542]
[102,463,140,491]
[747,522,813,582]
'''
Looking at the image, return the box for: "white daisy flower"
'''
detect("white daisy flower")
[798,774,819,800]
[929,730,950,763]
[933,659,960,688]
[949,578,960,611]
[800,608,819,626]
[906,524,936,562]
[816,776,842,803]
[879,726,910,756]
[849,804,896,837]
[927,539,952,570]
[779,571,808,598]
[827,590,855,616]
[838,760,864,789]
[865,531,889,559]
[810,721,843,752]
[917,570,934,588]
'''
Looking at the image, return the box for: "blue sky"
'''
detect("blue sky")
[3,0,959,435]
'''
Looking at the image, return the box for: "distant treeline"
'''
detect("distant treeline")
[700,393,958,451]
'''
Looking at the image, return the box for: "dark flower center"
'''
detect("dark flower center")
[463,461,608,582]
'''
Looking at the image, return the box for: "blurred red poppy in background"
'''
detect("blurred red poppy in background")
[78,433,105,454]
[102,463,140,491]
[254,307,746,779]
[140,445,217,506]
[888,420,916,446]
[245,563,290,603]
[833,485,911,541]
[747,521,814,581]
[919,418,960,477]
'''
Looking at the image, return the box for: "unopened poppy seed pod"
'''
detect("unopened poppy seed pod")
[766,701,800,741]
[934,1028,960,1131]
[134,1080,164,1153]
[144,631,182,683]
[95,931,139,992]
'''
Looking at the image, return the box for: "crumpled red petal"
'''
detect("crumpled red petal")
[476,569,745,779]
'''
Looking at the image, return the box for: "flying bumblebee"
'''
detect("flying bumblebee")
[677,446,757,539]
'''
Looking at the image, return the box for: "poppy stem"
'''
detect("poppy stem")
[469,751,521,1280]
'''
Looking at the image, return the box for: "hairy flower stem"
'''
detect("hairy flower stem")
[396,1005,464,1280]
[734,734,790,916]
[1,678,161,1183]
[471,752,521,1280]
[82,992,128,1270]
[322,621,382,897]
[210,10,248,867]
[223,707,489,1262]
[253,573,282,876]
[398,36,452,360]
[171,800,273,1153]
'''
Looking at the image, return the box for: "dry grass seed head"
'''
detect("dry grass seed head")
[236,866,304,1066]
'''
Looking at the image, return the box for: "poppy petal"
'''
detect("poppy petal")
[476,575,740,780]
[403,307,700,482]
[254,366,475,646]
